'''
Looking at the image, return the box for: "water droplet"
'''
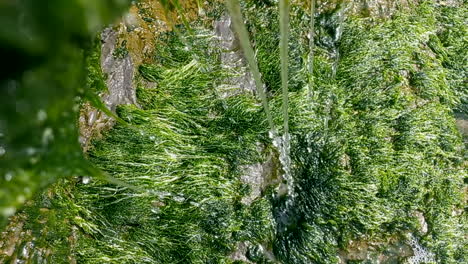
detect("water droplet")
[82,176,91,184]
[0,146,5,156]
[149,135,156,141]
[268,129,277,139]
[26,147,36,156]
[37,109,47,122]
[42,127,54,145]
[173,196,185,203]
[5,172,13,181]
[157,191,171,199]
[189,201,200,207]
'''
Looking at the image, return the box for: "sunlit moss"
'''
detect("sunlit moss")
[1,1,465,263]
[269,2,466,263]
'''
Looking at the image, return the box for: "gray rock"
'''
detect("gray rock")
[79,27,138,151]
[230,242,253,263]
[413,211,428,234]
[101,27,137,112]
[213,15,256,97]
[240,147,280,206]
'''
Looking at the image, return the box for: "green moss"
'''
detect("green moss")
[67,26,273,263]
[4,1,465,263]
[85,37,108,93]
[0,0,133,226]
[112,40,129,59]
[434,4,467,114]
[268,2,466,263]
[241,0,307,94]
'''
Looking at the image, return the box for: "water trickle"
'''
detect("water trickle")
[318,2,349,79]
[156,191,172,200]
[82,176,91,184]
[151,208,161,214]
[406,234,435,264]
[0,146,5,156]
[307,0,316,106]
[227,0,295,208]
[331,4,347,78]
[173,195,185,203]
[279,0,293,203]
[269,130,294,201]
[189,201,200,207]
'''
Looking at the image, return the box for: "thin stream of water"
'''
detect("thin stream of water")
[226,0,295,203]
[225,0,276,133]
[279,0,293,200]
[307,0,316,107]
[331,4,347,78]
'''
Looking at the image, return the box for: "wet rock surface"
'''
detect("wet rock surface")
[79,28,137,151]
[2,0,466,263]
[455,112,468,146]
[230,242,254,263]
[338,237,414,264]
[100,28,137,112]
[0,214,50,263]
[214,15,256,97]
[240,148,281,206]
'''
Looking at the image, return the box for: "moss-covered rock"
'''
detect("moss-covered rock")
[1,1,466,263]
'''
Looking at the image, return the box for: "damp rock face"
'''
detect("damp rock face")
[455,112,468,146]
[348,0,414,18]
[214,13,280,211]
[240,149,280,206]
[79,27,137,150]
[214,15,256,96]
[100,28,137,112]
[230,242,253,263]
[2,1,467,263]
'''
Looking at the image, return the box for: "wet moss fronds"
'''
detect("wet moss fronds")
[269,2,466,263]
[72,25,275,263]
[3,1,466,263]
[434,4,467,114]
[241,0,308,94]
[85,37,108,93]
